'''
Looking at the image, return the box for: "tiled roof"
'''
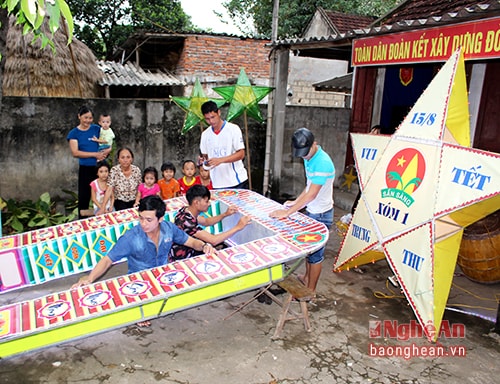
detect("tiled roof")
[272,1,500,52]
[374,0,492,26]
[313,73,352,92]
[96,61,185,87]
[324,10,375,34]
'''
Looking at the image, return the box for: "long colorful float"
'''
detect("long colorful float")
[0,189,329,358]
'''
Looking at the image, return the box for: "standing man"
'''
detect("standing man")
[199,101,249,189]
[270,128,335,295]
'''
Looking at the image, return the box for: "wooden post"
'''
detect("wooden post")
[271,48,290,199]
[243,111,252,190]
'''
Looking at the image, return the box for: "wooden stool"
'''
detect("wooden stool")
[271,276,314,339]
[224,276,314,339]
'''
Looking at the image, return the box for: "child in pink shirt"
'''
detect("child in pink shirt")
[134,166,160,206]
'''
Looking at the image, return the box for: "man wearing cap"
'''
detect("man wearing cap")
[270,128,335,295]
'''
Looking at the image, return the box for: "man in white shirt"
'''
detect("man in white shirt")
[199,101,249,189]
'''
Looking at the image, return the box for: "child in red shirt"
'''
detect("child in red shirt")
[178,160,200,195]
[195,164,213,190]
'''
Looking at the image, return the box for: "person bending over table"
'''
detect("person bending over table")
[170,184,250,261]
[72,195,215,326]
[269,128,335,296]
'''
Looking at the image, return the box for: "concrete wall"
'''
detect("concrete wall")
[0,97,349,203]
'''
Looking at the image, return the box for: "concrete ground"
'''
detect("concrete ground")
[0,204,499,384]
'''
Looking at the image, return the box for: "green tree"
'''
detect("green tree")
[66,0,132,60]
[66,0,191,60]
[1,0,73,49]
[131,0,191,31]
[223,0,402,38]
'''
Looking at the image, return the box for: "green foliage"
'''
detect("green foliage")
[66,0,133,59]
[62,189,79,211]
[223,0,402,38]
[131,0,190,31]
[0,192,78,235]
[66,0,191,59]
[0,0,74,50]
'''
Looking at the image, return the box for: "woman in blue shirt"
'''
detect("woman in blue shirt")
[67,106,110,218]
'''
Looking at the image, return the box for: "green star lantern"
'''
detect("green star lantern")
[213,68,273,123]
[170,78,225,134]
[212,68,273,190]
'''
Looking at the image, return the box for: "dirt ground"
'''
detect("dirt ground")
[0,207,499,384]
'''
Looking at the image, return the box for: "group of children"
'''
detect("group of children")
[90,159,214,214]
[134,160,213,205]
[87,112,214,214]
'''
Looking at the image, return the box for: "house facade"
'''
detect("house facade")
[107,32,271,99]
[270,0,500,186]
[285,8,374,108]
[105,30,354,108]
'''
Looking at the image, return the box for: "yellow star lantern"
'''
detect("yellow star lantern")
[340,166,358,191]
[170,78,225,134]
[334,49,500,342]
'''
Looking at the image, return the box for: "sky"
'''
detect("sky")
[179,0,243,35]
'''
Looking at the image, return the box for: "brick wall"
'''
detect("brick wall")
[175,35,349,108]
[176,35,271,84]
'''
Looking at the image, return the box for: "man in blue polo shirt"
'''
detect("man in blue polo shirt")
[72,195,215,326]
[73,195,214,284]
[270,128,335,295]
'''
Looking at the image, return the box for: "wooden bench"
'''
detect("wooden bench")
[225,275,315,339]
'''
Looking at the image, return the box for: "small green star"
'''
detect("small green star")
[171,78,225,134]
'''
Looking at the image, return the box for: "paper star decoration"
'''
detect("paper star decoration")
[212,68,273,123]
[170,78,225,134]
[333,49,500,342]
[340,166,358,191]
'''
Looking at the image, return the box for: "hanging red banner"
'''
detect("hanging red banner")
[352,16,500,66]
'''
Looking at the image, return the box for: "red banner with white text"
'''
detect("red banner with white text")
[352,17,500,66]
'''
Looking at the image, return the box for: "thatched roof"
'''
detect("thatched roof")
[3,17,103,98]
